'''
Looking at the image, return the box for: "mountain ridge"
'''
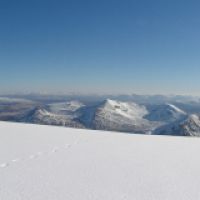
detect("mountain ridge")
[1,96,200,136]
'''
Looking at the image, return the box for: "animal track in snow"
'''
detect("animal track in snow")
[0,140,80,170]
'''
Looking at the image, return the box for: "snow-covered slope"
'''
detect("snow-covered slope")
[24,107,84,128]
[80,99,154,133]
[48,100,85,114]
[145,103,186,122]
[98,99,148,119]
[1,122,200,200]
[155,114,200,136]
[180,114,200,136]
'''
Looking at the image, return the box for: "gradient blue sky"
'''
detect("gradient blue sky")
[1,0,200,95]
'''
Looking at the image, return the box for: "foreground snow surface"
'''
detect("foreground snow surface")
[0,122,200,200]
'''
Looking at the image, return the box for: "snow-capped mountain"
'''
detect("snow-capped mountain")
[145,103,186,122]
[79,99,155,133]
[24,107,84,128]
[180,114,200,136]
[48,101,85,114]
[2,95,200,136]
[20,101,86,128]
[155,114,200,136]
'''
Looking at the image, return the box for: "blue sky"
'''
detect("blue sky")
[1,0,200,95]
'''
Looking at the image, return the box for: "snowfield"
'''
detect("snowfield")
[1,122,200,199]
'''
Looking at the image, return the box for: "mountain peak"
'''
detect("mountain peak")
[145,103,186,122]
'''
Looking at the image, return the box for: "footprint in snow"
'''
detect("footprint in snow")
[1,144,74,169]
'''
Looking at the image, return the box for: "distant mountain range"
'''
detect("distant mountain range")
[1,95,200,136]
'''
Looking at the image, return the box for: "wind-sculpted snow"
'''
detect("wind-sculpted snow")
[1,121,200,199]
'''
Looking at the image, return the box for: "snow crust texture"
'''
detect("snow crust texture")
[1,121,200,199]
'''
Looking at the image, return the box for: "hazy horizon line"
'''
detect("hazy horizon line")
[1,91,200,98]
